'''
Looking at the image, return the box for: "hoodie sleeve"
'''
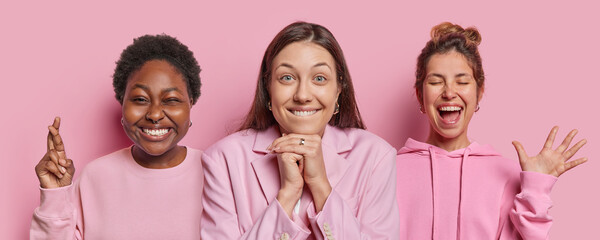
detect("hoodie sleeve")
[499,171,556,240]
[305,147,400,240]
[30,183,84,240]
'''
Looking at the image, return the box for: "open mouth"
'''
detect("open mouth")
[437,106,462,124]
[289,109,318,117]
[142,128,171,137]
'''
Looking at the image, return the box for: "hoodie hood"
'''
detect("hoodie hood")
[398,138,502,158]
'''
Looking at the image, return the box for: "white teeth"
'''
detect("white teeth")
[292,110,317,116]
[143,128,169,136]
[438,106,462,111]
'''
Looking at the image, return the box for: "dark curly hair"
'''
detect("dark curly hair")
[113,34,201,105]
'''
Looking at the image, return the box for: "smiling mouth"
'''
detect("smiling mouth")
[438,106,462,123]
[289,109,318,116]
[142,128,170,136]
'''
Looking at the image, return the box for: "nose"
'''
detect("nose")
[293,80,312,103]
[146,103,165,124]
[441,84,457,99]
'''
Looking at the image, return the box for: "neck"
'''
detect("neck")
[426,128,471,152]
[131,145,187,169]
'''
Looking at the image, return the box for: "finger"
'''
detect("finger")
[274,144,311,156]
[556,129,578,153]
[64,159,76,176]
[44,160,64,178]
[563,139,587,160]
[48,126,65,152]
[270,135,306,151]
[48,150,67,174]
[512,141,528,164]
[560,157,588,176]
[543,126,559,149]
[52,117,61,130]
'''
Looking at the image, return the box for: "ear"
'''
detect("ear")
[477,86,485,103]
[415,88,423,106]
[336,77,342,100]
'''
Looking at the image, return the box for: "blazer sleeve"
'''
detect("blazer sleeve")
[200,152,311,240]
[499,171,556,240]
[306,147,400,240]
[30,183,83,240]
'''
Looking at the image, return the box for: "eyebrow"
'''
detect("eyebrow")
[426,73,445,79]
[274,62,333,71]
[132,84,183,94]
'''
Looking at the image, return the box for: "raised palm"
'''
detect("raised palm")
[513,126,587,177]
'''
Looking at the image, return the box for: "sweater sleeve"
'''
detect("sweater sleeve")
[305,148,400,240]
[200,153,311,240]
[30,183,83,240]
[501,171,556,240]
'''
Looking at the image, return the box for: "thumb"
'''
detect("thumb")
[512,141,528,164]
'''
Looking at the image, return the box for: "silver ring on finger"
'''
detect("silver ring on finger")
[299,138,305,146]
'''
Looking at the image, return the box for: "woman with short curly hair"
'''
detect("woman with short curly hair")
[30,34,204,240]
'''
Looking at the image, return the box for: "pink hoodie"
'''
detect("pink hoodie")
[396,138,557,240]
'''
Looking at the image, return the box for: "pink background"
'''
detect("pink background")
[1,1,598,239]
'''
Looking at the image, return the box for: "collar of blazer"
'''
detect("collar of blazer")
[250,125,353,205]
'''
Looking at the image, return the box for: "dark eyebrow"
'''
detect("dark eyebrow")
[132,84,183,94]
[162,87,183,94]
[455,73,471,78]
[132,83,149,90]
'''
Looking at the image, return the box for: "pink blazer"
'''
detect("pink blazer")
[201,125,399,240]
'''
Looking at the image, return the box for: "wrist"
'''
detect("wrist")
[277,187,302,217]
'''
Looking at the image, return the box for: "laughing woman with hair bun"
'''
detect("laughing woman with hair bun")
[396,22,588,239]
[30,34,204,240]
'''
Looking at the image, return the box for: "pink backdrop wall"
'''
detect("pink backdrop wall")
[2,1,598,239]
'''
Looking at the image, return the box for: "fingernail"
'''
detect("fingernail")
[59,159,67,165]
[60,166,66,173]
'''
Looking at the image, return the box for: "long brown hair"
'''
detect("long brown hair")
[415,22,485,104]
[239,21,365,131]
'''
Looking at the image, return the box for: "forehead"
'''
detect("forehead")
[426,51,473,75]
[127,60,187,89]
[272,41,335,68]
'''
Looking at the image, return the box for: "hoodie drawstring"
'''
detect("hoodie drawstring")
[457,148,471,240]
[428,147,438,239]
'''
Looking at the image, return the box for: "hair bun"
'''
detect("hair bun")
[431,22,481,46]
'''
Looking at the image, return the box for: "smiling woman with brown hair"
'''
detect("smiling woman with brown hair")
[201,21,399,240]
[30,34,204,240]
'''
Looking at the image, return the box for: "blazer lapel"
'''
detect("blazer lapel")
[321,125,352,189]
[250,127,280,205]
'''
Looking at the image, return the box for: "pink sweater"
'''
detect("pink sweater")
[396,138,556,240]
[30,147,204,240]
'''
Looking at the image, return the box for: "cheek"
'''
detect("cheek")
[422,88,439,106]
[122,104,146,123]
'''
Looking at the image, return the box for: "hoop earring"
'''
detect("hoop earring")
[333,102,340,115]
[419,105,425,114]
[475,104,480,112]
[189,121,193,127]
[267,102,272,111]
[121,118,124,125]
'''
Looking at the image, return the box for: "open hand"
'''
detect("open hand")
[513,126,587,177]
[35,117,75,188]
